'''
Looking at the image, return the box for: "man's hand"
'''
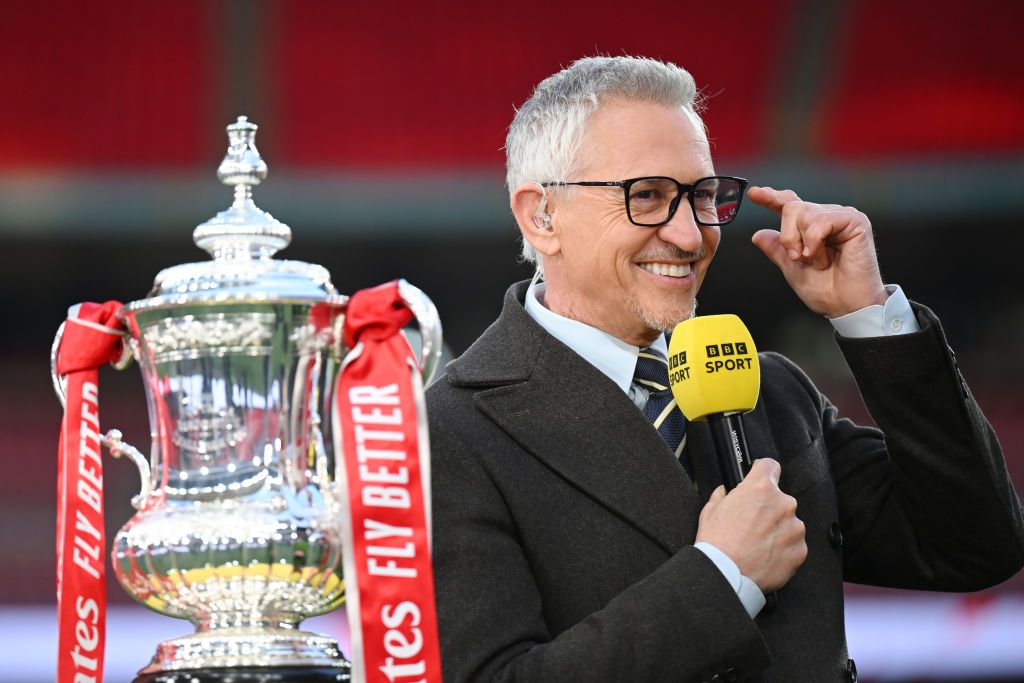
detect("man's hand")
[696,458,808,594]
[748,186,888,319]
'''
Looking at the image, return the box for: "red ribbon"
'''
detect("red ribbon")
[55,301,125,683]
[334,281,443,683]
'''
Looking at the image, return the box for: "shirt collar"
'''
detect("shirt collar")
[524,278,668,394]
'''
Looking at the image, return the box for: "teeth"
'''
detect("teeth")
[639,262,692,277]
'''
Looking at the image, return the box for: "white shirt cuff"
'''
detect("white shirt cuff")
[828,284,920,338]
[694,541,766,618]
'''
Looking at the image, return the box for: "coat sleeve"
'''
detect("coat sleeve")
[428,395,772,683]
[777,303,1024,590]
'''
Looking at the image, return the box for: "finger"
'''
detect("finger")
[749,457,781,486]
[709,485,726,504]
[703,485,727,511]
[750,229,790,270]
[799,214,835,269]
[802,208,869,266]
[699,485,727,522]
[779,201,812,260]
[746,186,804,215]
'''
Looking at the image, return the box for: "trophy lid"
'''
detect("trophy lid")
[127,116,340,312]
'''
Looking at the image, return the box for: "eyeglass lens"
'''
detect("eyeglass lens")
[627,177,742,226]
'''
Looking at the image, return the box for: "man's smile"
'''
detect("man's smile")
[636,261,692,278]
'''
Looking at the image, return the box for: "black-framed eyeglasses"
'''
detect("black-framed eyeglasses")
[541,175,748,227]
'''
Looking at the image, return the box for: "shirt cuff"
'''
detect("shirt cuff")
[828,284,920,338]
[694,541,766,619]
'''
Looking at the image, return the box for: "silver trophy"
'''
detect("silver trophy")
[50,116,442,680]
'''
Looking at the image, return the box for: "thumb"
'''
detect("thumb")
[749,457,782,486]
[751,229,789,270]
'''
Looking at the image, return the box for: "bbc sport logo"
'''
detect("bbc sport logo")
[706,342,748,358]
[669,351,687,369]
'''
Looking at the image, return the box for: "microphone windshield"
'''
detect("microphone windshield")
[667,314,760,421]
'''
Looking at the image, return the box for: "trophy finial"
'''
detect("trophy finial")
[217,116,268,191]
[193,115,291,260]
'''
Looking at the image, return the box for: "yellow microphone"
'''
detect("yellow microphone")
[667,314,760,490]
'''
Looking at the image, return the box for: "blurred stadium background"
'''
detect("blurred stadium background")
[1,0,1022,680]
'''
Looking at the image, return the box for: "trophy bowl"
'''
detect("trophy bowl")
[51,117,442,681]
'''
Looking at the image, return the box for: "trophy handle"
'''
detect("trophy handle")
[51,322,150,509]
[102,429,154,510]
[397,279,443,385]
[50,322,68,408]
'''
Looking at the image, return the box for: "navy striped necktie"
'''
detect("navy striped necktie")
[634,347,690,473]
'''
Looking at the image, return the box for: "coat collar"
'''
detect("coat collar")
[443,281,544,387]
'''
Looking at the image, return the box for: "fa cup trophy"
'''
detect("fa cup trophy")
[51,117,444,682]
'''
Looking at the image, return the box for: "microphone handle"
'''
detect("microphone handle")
[707,413,780,612]
[707,413,752,491]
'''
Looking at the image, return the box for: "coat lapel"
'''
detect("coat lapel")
[448,282,703,556]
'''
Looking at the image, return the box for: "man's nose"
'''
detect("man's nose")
[656,203,703,252]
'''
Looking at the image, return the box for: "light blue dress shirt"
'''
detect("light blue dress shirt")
[523,277,918,618]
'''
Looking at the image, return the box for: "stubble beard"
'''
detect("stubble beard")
[628,246,705,332]
[627,292,697,333]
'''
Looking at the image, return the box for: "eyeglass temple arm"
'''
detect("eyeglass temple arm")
[541,181,624,188]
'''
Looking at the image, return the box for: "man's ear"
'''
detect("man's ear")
[511,183,561,257]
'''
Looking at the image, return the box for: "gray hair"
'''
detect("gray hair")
[505,56,704,269]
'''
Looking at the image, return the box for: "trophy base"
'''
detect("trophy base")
[134,666,351,682]
[137,626,350,677]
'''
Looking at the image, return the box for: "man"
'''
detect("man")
[426,56,1024,682]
